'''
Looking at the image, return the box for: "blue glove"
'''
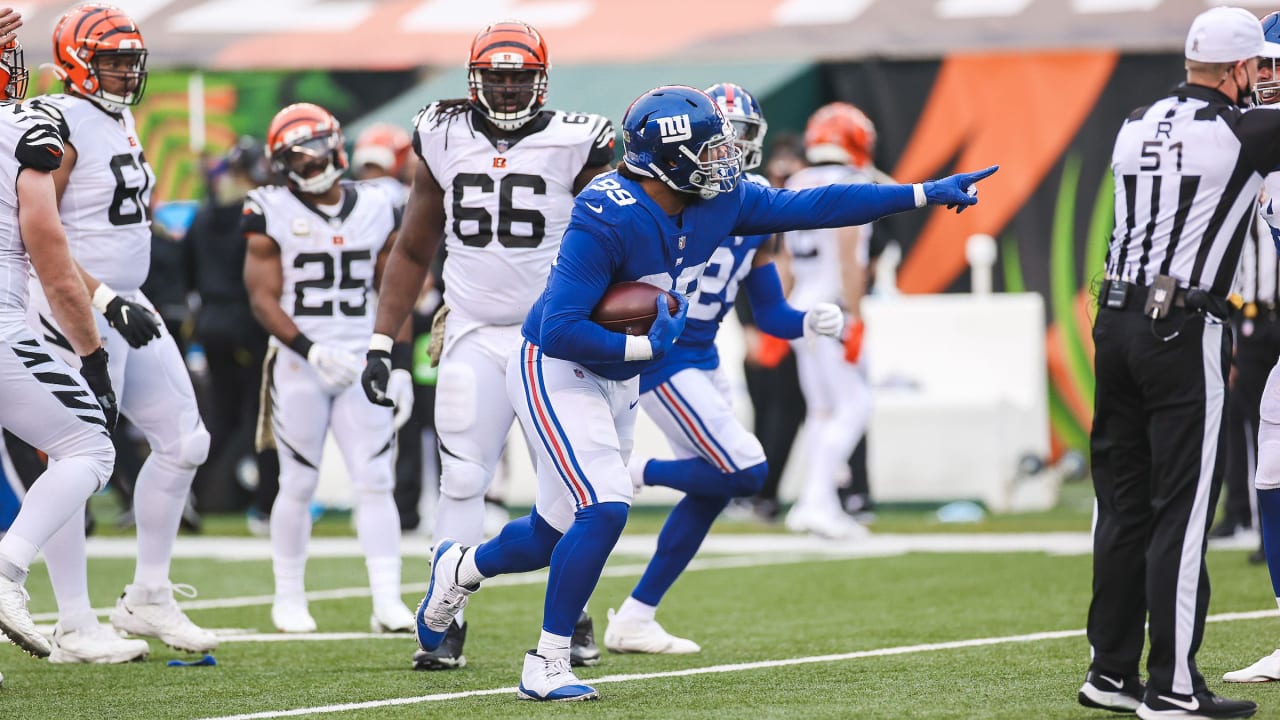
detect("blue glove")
[922,165,999,214]
[647,292,689,359]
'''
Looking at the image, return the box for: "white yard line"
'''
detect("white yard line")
[192,608,1280,720]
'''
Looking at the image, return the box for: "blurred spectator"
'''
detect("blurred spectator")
[186,136,276,515]
[352,122,412,209]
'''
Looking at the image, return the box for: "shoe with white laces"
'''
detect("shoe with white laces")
[415,540,478,652]
[1224,649,1280,683]
[0,576,49,658]
[517,651,600,701]
[110,583,218,653]
[271,597,317,633]
[370,600,415,633]
[603,608,701,655]
[49,623,149,664]
[785,505,870,540]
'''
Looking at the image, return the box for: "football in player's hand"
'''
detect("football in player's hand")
[591,281,679,335]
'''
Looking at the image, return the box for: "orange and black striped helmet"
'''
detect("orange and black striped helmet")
[352,123,411,176]
[52,3,148,111]
[0,40,28,102]
[804,102,876,168]
[466,20,549,131]
[267,103,348,195]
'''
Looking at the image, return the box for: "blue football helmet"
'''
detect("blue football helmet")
[622,85,742,199]
[705,82,767,171]
[1260,12,1280,105]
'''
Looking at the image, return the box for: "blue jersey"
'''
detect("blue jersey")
[642,174,772,391]
[520,170,916,381]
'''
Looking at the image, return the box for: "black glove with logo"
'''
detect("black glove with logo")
[102,295,162,348]
[79,347,117,432]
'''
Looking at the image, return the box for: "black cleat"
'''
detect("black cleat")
[1249,545,1267,565]
[570,611,600,668]
[1138,689,1257,719]
[412,620,466,671]
[1079,669,1144,713]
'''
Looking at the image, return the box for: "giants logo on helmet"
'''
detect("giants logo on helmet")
[657,114,692,143]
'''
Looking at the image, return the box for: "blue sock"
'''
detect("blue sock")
[543,502,629,636]
[1259,489,1280,599]
[632,494,729,607]
[645,458,767,498]
[474,510,562,577]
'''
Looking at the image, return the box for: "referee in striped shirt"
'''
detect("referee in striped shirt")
[1079,7,1280,718]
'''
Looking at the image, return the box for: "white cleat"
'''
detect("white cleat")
[1224,649,1280,682]
[415,540,478,651]
[110,583,218,653]
[784,506,870,540]
[49,623,149,664]
[271,597,318,634]
[370,600,415,633]
[0,576,50,658]
[603,608,701,655]
[516,651,600,701]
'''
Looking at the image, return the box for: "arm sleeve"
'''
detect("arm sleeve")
[584,117,616,168]
[732,180,917,237]
[240,197,267,236]
[14,123,64,173]
[743,263,807,340]
[538,227,630,363]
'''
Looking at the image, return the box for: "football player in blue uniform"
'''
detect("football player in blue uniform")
[602,82,845,656]
[408,85,996,702]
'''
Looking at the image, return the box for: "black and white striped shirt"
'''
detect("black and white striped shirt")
[1105,84,1280,298]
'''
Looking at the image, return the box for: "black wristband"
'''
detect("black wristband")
[80,346,108,369]
[391,342,413,371]
[287,333,314,358]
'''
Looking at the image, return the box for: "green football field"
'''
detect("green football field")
[5,488,1280,720]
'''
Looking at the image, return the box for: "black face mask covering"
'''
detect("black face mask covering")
[1236,66,1255,108]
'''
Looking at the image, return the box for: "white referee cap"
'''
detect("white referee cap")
[1186,6,1265,62]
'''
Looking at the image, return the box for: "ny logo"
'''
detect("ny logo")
[656,114,692,144]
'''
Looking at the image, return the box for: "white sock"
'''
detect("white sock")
[434,495,487,547]
[618,596,656,622]
[1,458,100,569]
[457,547,485,587]
[42,506,94,631]
[537,629,571,662]
[272,554,307,600]
[366,556,403,611]
[132,454,195,587]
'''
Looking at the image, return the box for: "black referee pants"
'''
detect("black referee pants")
[1087,305,1230,696]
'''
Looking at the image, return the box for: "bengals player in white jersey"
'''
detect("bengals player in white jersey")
[360,20,614,670]
[782,102,879,540]
[19,3,216,657]
[0,19,127,665]
[244,102,416,635]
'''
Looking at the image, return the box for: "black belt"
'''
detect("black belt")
[1099,280,1230,318]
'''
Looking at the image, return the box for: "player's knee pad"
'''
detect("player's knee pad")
[438,451,491,501]
[179,423,211,468]
[434,362,478,435]
[723,462,768,498]
[78,436,116,492]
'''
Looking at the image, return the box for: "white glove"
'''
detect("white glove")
[803,303,845,339]
[387,368,415,431]
[306,344,361,391]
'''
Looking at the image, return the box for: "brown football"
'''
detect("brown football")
[590,281,679,336]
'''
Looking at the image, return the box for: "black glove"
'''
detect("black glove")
[79,347,117,433]
[361,348,393,407]
[103,295,161,348]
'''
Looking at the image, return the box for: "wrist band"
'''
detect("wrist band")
[912,183,927,208]
[91,284,117,313]
[287,333,314,358]
[369,333,394,354]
